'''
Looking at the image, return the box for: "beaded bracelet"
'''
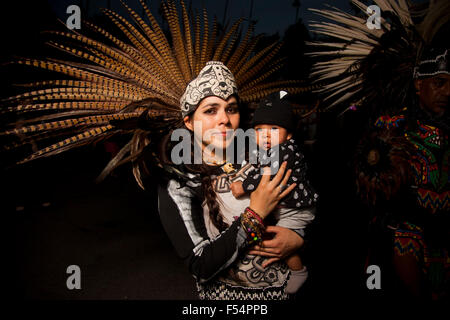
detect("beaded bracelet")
[245,207,264,225]
[239,207,265,245]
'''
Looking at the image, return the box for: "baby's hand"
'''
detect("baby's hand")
[230,181,245,198]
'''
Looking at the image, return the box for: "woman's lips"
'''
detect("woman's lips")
[212,130,232,138]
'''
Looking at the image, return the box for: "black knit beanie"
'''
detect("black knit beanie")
[251,91,295,132]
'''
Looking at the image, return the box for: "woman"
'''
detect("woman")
[1,1,312,300]
[157,61,305,300]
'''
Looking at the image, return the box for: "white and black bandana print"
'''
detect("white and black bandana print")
[180,61,238,116]
[242,138,319,208]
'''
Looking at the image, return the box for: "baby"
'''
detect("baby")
[230,91,318,294]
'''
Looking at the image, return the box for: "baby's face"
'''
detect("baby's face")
[254,124,291,150]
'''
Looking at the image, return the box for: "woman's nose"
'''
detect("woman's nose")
[217,109,230,125]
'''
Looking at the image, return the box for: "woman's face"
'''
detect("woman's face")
[184,96,240,153]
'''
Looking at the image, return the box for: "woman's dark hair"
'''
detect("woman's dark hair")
[191,164,228,232]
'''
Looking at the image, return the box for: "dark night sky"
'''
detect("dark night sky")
[46,0,354,35]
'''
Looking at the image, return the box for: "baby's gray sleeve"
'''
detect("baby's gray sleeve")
[274,207,316,237]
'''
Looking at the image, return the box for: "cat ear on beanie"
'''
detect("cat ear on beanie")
[251,91,295,132]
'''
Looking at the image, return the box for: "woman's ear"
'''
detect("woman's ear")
[287,133,293,140]
[184,115,193,131]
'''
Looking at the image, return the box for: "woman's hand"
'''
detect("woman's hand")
[249,161,296,219]
[248,226,304,268]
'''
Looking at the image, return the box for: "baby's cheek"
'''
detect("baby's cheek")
[271,135,282,145]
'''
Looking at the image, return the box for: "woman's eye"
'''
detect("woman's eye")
[271,127,279,131]
[226,106,238,113]
[204,108,216,114]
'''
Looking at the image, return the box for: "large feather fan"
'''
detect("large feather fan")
[1,0,314,188]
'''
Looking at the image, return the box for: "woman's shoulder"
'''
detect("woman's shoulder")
[158,165,202,194]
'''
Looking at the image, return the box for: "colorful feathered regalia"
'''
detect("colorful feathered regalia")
[308,0,449,298]
[1,0,313,187]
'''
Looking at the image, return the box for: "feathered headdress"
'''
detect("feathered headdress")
[307,0,449,206]
[1,0,314,188]
[307,0,450,115]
